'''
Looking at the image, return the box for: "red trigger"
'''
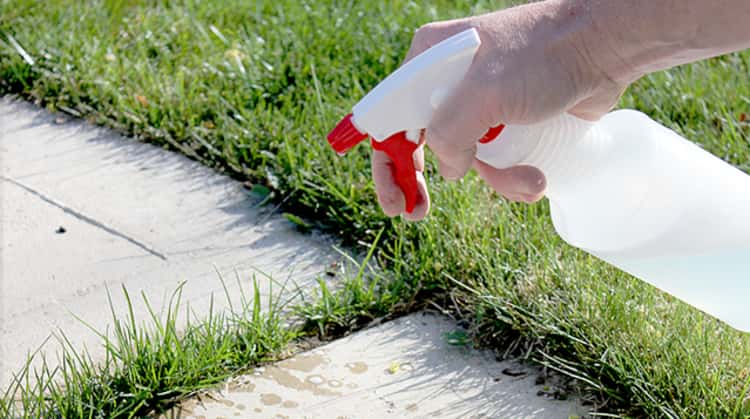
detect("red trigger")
[371,132,420,213]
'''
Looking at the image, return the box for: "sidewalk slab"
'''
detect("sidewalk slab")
[169,313,586,419]
[0,97,338,386]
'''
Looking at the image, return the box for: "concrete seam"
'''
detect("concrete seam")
[1,175,167,260]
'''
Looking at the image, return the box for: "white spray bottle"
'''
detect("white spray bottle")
[327,28,750,332]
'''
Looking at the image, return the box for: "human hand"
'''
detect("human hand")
[373,1,628,220]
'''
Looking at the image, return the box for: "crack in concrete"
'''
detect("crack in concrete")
[1,175,167,261]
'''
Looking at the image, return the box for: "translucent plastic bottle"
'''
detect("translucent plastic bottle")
[477,110,750,332]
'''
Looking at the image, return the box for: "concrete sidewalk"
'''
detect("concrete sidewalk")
[0,97,339,386]
[167,313,586,418]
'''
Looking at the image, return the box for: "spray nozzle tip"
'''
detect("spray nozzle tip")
[327,113,368,154]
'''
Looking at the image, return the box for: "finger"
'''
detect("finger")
[403,21,472,64]
[413,142,425,172]
[372,150,431,217]
[474,159,546,203]
[403,30,433,64]
[372,150,405,217]
[403,171,430,221]
[569,83,628,121]
[426,75,494,181]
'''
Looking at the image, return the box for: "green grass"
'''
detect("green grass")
[3,0,750,417]
[0,243,397,418]
[0,279,296,417]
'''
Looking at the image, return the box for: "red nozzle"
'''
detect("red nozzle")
[327,113,369,154]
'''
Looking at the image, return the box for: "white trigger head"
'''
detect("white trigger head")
[352,28,481,141]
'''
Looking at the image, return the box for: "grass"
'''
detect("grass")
[3,0,750,417]
[0,212,404,418]
[0,244,399,418]
[0,279,296,417]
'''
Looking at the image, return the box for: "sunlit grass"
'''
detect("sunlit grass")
[0,279,295,418]
[0,244,400,418]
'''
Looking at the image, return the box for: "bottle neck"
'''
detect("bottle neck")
[475,113,602,199]
[516,115,601,200]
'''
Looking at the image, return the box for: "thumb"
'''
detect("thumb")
[425,74,497,181]
[474,159,546,203]
[568,82,628,121]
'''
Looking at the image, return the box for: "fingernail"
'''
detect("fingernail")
[504,192,539,203]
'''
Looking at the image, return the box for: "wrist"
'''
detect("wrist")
[583,0,693,84]
[543,0,649,86]
[555,0,750,84]
[535,0,634,98]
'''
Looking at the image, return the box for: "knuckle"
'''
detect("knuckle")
[410,24,439,54]
[414,22,439,39]
[465,73,503,128]
[424,131,452,156]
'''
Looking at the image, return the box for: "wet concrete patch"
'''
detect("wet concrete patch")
[166,312,587,418]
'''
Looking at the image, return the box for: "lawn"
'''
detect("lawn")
[2,0,750,417]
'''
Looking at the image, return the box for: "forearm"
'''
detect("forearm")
[552,0,750,83]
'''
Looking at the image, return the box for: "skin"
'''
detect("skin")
[372,0,750,221]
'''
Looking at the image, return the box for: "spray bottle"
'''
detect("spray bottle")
[327,28,750,332]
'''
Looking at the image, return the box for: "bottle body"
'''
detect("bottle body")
[476,110,750,332]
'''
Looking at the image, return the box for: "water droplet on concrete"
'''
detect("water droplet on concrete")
[260,393,282,406]
[282,400,299,408]
[344,361,368,374]
[279,353,327,373]
[306,374,325,385]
